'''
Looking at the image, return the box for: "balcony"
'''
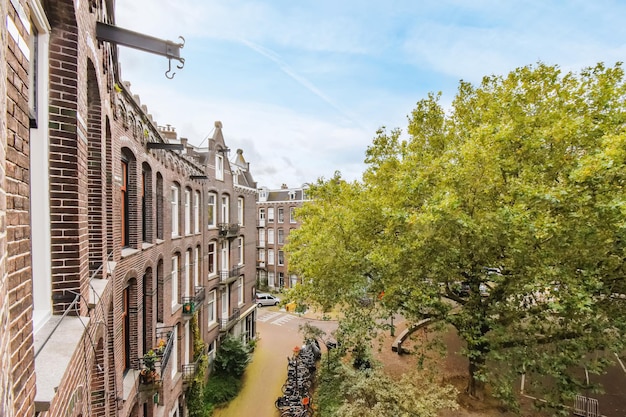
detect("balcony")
[139,327,175,388]
[257,260,266,269]
[219,308,240,333]
[257,219,266,227]
[217,223,240,239]
[182,348,207,387]
[182,286,206,316]
[219,265,243,286]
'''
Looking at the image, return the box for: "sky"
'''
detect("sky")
[115,0,626,189]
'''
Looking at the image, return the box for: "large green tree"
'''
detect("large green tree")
[287,63,626,410]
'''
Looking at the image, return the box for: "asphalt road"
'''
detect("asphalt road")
[213,308,337,417]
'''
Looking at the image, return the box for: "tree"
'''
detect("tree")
[287,63,626,410]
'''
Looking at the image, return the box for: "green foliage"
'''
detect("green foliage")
[203,375,242,406]
[287,62,626,410]
[213,336,250,378]
[315,355,458,417]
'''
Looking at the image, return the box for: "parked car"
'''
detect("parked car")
[256,293,280,307]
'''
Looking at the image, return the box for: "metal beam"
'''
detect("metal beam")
[96,22,184,62]
[147,142,185,151]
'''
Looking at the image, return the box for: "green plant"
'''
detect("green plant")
[213,336,250,378]
[204,375,242,406]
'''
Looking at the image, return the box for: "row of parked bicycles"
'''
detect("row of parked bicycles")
[275,339,322,417]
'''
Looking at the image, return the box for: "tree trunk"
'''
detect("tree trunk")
[467,355,485,400]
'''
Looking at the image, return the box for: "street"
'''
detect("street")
[213,308,337,417]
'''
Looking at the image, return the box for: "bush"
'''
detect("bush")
[213,336,250,378]
[204,375,242,406]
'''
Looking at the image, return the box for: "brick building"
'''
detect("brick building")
[1,1,258,417]
[256,184,309,290]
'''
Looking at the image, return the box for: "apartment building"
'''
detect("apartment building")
[256,184,309,290]
[1,1,258,417]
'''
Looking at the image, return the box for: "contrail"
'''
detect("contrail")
[240,39,368,130]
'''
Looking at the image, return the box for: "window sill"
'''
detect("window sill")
[88,278,110,309]
[34,315,91,412]
[121,247,140,258]
[142,242,155,250]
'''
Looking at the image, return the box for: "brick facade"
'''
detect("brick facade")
[1,1,260,417]
[256,184,309,290]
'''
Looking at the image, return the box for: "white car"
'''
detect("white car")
[255,293,280,307]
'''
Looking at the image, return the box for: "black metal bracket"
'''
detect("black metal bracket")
[96,22,185,79]
[147,142,184,151]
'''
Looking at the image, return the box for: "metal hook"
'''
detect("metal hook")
[165,59,175,79]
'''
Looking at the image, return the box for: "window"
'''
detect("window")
[278,229,284,245]
[185,188,191,235]
[208,340,216,364]
[195,246,201,287]
[185,250,191,297]
[122,287,130,369]
[194,191,200,233]
[221,287,229,318]
[268,272,275,288]
[157,259,164,322]
[207,290,216,325]
[220,241,229,272]
[216,154,224,180]
[278,250,285,266]
[258,249,265,263]
[141,164,152,243]
[29,3,52,332]
[278,208,284,223]
[171,254,180,309]
[289,191,296,200]
[237,277,244,305]
[121,159,129,246]
[259,208,265,226]
[208,242,216,276]
[268,207,274,222]
[171,326,178,379]
[237,197,244,226]
[207,192,216,228]
[258,229,265,246]
[171,185,180,237]
[221,196,229,223]
[290,207,296,223]
[268,229,275,244]
[268,249,275,265]
[156,174,164,239]
[238,237,244,265]
[279,272,285,288]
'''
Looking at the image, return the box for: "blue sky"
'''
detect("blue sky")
[115,0,626,188]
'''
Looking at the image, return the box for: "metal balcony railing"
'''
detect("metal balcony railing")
[139,327,175,385]
[219,308,240,332]
[182,286,206,316]
[217,223,240,238]
[218,266,243,285]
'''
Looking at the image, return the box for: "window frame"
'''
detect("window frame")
[208,242,216,277]
[216,154,224,181]
[184,188,191,235]
[207,192,217,228]
[171,184,180,237]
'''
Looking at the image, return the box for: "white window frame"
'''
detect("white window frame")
[258,208,265,227]
[268,207,274,222]
[237,197,244,226]
[208,242,216,277]
[278,228,284,245]
[194,190,200,233]
[258,229,265,247]
[221,241,229,272]
[221,287,229,318]
[268,249,275,265]
[185,250,191,297]
[207,192,217,228]
[171,254,179,309]
[237,277,244,306]
[185,188,191,235]
[171,185,180,237]
[195,246,201,287]
[221,196,229,223]
[30,3,52,333]
[171,326,178,379]
[238,237,244,265]
[278,208,284,223]
[258,249,265,263]
[268,272,275,288]
[278,250,285,266]
[290,207,296,223]
[216,154,224,181]
[207,290,216,325]
[268,229,275,244]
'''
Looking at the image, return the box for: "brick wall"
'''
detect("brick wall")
[4,0,36,415]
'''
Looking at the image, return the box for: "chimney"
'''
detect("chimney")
[281,184,288,189]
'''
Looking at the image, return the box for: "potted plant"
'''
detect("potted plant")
[140,350,159,384]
